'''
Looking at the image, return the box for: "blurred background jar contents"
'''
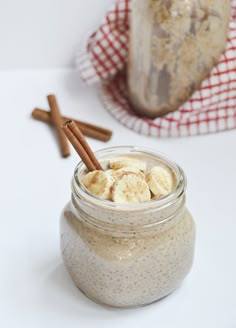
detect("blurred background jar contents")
[128,0,230,118]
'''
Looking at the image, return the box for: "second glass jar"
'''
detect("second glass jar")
[128,0,230,118]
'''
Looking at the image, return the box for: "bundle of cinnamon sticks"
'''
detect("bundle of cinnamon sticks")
[32,94,113,158]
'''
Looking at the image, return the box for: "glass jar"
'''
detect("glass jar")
[128,0,230,118]
[60,147,196,308]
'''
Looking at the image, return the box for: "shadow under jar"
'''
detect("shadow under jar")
[60,147,196,308]
[127,0,230,118]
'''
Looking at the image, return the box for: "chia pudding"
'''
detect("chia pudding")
[60,147,196,308]
[128,0,230,118]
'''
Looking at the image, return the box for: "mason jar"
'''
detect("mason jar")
[127,0,230,118]
[60,147,196,308]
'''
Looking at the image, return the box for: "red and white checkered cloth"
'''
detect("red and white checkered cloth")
[76,0,236,137]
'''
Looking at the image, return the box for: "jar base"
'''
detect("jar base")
[74,282,178,309]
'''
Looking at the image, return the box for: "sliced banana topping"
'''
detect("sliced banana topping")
[107,166,145,180]
[109,157,147,171]
[146,166,173,199]
[82,170,115,200]
[111,172,151,204]
[82,158,174,204]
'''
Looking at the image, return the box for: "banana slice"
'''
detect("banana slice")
[112,172,151,204]
[146,166,173,199]
[82,170,115,200]
[105,169,115,176]
[107,166,145,180]
[109,157,147,171]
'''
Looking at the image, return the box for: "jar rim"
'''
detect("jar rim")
[72,146,186,214]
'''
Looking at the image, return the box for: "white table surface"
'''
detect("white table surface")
[0,69,235,327]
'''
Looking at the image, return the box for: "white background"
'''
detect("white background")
[0,0,236,327]
[0,0,111,69]
[0,70,235,328]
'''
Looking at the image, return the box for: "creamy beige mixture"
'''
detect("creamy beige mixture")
[128,0,230,118]
[61,152,196,307]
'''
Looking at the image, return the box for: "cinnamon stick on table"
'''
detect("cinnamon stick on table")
[47,95,70,158]
[32,108,112,142]
[62,120,103,171]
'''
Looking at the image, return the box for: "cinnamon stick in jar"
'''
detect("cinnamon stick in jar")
[47,95,70,158]
[62,120,103,172]
[66,120,103,171]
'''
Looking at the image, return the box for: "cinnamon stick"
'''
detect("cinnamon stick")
[67,121,103,170]
[47,95,70,158]
[32,108,112,142]
[62,120,102,171]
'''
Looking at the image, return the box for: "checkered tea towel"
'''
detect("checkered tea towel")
[76,0,236,137]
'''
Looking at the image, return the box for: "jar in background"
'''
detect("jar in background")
[128,0,230,118]
[60,147,196,308]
